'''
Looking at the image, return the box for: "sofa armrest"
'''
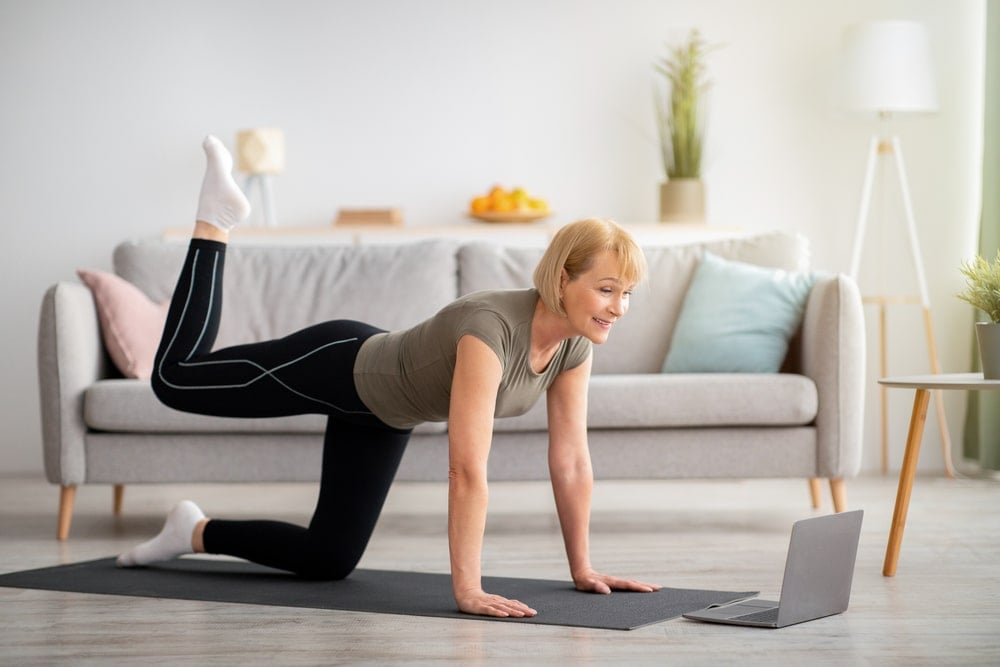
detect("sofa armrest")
[37,282,110,485]
[800,274,866,478]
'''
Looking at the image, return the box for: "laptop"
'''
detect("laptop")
[683,509,864,628]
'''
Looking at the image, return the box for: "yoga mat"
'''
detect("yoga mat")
[0,557,755,631]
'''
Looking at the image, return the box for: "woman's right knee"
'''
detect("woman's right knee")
[298,561,357,582]
[296,546,362,581]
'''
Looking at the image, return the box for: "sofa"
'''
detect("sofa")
[38,230,865,539]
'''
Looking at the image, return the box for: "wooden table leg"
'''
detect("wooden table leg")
[883,388,930,576]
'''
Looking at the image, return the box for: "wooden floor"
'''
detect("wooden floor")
[1,473,998,665]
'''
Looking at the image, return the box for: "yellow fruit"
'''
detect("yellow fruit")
[528,197,549,212]
[510,188,529,208]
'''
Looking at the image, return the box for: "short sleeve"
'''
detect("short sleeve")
[456,307,512,367]
[561,336,592,372]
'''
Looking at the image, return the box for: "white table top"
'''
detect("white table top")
[878,372,1000,390]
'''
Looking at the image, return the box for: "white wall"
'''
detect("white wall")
[0,0,985,477]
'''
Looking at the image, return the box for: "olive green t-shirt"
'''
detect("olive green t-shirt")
[353,288,591,430]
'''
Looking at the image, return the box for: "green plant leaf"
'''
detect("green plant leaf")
[956,249,1000,323]
[653,29,716,179]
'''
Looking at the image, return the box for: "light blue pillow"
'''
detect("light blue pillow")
[662,251,815,373]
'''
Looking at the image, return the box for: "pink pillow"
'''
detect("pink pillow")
[77,269,170,380]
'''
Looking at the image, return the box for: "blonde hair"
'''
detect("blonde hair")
[533,218,647,317]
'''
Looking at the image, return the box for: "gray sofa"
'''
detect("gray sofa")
[38,231,865,539]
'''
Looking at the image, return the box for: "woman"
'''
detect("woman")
[118,136,659,619]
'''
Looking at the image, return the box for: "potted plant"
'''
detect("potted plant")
[654,29,713,223]
[957,249,1000,379]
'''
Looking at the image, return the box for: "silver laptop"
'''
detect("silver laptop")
[683,510,863,628]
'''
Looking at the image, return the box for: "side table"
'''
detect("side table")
[878,373,1000,576]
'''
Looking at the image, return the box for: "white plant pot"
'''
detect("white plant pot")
[976,322,1000,379]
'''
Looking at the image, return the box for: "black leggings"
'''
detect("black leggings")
[151,239,412,580]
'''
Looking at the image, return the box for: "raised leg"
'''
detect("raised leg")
[829,478,847,513]
[113,484,125,516]
[58,485,77,541]
[808,478,822,509]
[884,388,930,576]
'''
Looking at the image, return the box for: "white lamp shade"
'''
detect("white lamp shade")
[237,128,286,174]
[840,20,938,114]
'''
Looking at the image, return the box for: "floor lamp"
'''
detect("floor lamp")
[841,20,954,477]
[237,128,285,227]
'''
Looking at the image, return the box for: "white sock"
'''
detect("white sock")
[116,500,205,567]
[195,135,251,231]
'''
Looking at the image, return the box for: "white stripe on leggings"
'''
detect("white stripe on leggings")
[156,247,372,416]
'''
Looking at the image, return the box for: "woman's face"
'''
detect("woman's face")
[560,250,634,344]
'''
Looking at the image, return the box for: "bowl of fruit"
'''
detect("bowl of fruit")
[468,185,550,223]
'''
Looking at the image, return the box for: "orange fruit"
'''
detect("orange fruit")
[492,194,514,212]
[470,195,491,214]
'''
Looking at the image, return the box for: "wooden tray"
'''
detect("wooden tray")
[469,210,550,224]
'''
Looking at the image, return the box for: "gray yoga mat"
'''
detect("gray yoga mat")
[0,557,755,631]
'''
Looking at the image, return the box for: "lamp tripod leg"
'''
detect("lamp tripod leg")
[879,302,889,475]
[848,136,881,280]
[851,136,893,473]
[923,307,956,478]
[260,174,277,227]
[892,137,954,478]
[851,135,954,479]
[243,175,259,225]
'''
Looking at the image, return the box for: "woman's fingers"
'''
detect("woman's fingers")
[575,571,662,594]
[458,590,538,618]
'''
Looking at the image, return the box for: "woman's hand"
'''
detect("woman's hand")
[572,568,662,595]
[455,588,538,618]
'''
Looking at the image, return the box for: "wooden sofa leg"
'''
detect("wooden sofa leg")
[808,478,822,509]
[113,484,125,516]
[58,485,77,541]
[829,478,847,513]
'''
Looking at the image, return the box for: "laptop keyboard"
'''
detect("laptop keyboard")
[735,607,780,624]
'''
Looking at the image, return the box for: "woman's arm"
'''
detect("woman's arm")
[547,353,661,594]
[447,335,537,618]
[546,353,595,580]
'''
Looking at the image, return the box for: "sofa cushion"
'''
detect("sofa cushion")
[662,252,815,373]
[76,269,169,379]
[87,372,815,437]
[493,373,818,432]
[457,243,543,295]
[113,239,459,347]
[84,379,447,435]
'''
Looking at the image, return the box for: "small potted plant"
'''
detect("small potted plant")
[654,29,713,223]
[957,249,1000,378]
